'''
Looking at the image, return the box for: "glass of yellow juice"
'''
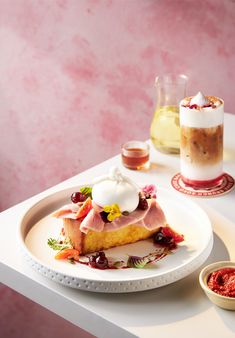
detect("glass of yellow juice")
[150,74,187,154]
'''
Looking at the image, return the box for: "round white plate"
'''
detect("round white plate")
[19,185,213,293]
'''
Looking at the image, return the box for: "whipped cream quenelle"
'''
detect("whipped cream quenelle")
[180,92,224,187]
[92,167,139,213]
[190,91,209,107]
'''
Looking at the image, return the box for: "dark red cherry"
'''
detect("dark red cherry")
[98,251,105,258]
[100,211,111,223]
[153,230,175,248]
[88,255,97,268]
[95,255,108,269]
[138,198,148,210]
[71,192,86,203]
[88,252,108,269]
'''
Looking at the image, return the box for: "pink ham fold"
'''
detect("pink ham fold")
[104,199,166,231]
[141,199,167,230]
[52,204,79,219]
[54,198,167,233]
[80,208,104,233]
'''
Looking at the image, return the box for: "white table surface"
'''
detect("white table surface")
[1,113,235,338]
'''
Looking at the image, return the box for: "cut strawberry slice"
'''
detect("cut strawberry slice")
[162,226,184,243]
[55,248,80,260]
[76,197,93,219]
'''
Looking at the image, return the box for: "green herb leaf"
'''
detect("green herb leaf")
[127,255,149,269]
[127,248,169,269]
[122,211,129,216]
[47,238,71,251]
[112,260,126,269]
[80,186,92,198]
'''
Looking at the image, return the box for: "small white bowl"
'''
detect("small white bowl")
[199,261,235,310]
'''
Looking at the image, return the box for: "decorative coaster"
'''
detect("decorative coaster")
[171,173,235,197]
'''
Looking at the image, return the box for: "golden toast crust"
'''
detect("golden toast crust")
[63,218,160,254]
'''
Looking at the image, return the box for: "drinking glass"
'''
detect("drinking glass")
[121,141,149,170]
[150,74,188,154]
[180,95,224,188]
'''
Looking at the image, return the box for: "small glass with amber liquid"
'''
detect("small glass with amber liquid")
[121,141,150,170]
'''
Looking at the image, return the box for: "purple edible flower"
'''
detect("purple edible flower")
[141,184,157,198]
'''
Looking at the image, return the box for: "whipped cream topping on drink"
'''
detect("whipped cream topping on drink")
[190,92,209,107]
[92,167,139,213]
[180,93,224,128]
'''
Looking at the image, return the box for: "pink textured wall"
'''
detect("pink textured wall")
[1,0,235,211]
[0,1,235,337]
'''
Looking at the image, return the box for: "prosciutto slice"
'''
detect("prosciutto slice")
[80,198,166,233]
[141,199,167,230]
[52,204,79,219]
[104,199,166,231]
[80,209,104,233]
[54,198,167,233]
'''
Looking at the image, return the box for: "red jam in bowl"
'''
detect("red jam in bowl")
[207,267,235,298]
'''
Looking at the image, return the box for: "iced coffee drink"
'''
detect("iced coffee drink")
[180,92,224,188]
